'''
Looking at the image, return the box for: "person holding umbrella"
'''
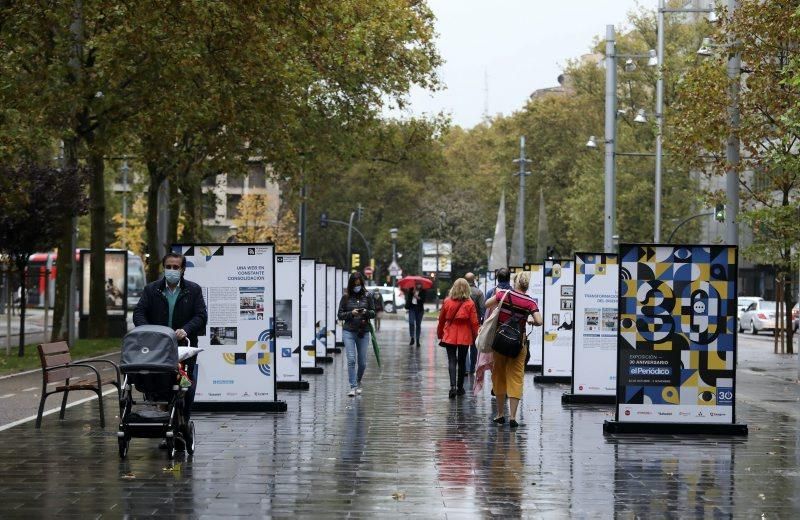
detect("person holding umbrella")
[337,271,376,397]
[400,276,431,347]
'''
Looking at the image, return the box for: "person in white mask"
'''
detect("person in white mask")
[336,271,376,396]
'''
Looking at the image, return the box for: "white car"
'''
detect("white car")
[365,286,405,314]
[739,300,776,335]
[737,296,763,320]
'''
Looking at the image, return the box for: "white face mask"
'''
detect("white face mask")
[352,286,362,294]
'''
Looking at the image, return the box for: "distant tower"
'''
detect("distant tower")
[482,68,490,122]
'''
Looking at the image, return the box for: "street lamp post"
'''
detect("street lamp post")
[512,136,531,264]
[656,0,729,243]
[390,227,398,309]
[121,161,130,247]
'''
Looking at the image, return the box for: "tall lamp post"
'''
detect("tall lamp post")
[389,227,398,308]
[591,25,656,252]
[655,0,724,242]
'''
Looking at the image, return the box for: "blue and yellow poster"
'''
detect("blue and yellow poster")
[616,245,737,424]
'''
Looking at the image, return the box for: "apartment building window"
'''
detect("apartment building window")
[202,192,218,220]
[227,175,244,190]
[202,174,218,188]
[248,163,267,189]
[752,165,777,194]
[226,194,242,219]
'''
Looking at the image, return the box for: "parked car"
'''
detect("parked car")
[739,300,776,335]
[366,286,405,314]
[737,296,763,320]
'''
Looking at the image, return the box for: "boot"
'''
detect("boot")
[448,387,457,399]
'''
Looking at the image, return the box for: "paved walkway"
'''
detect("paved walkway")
[1,320,799,518]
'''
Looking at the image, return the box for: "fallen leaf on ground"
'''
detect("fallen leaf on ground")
[391,491,406,501]
[121,473,136,480]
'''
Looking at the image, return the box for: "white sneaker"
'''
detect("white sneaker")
[347,388,356,397]
[356,386,363,395]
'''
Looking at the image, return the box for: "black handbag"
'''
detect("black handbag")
[492,311,523,358]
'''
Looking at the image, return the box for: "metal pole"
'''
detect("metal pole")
[299,182,307,257]
[655,1,665,243]
[5,267,10,355]
[346,211,355,271]
[67,219,78,345]
[43,268,50,341]
[391,236,397,307]
[121,160,129,241]
[516,136,528,264]
[603,25,617,253]
[725,0,740,246]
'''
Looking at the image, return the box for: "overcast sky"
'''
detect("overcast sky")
[398,0,646,129]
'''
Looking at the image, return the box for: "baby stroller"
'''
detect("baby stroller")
[117,325,195,459]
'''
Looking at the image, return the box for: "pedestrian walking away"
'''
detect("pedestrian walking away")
[464,272,485,375]
[133,252,208,428]
[484,271,542,428]
[405,282,426,347]
[485,267,512,301]
[370,287,384,331]
[437,278,480,398]
[337,272,376,396]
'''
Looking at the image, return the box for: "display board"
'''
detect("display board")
[275,254,302,386]
[523,264,544,370]
[604,244,746,435]
[535,259,574,384]
[299,259,317,370]
[334,268,344,347]
[563,253,618,404]
[326,266,337,351]
[176,243,283,411]
[78,249,128,337]
[314,263,329,360]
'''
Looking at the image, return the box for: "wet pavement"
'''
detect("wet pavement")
[1,319,800,518]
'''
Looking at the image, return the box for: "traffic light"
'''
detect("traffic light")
[351,253,360,268]
[546,246,556,259]
[714,204,725,222]
[356,204,364,221]
[320,212,328,228]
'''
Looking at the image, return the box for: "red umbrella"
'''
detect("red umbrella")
[397,275,433,290]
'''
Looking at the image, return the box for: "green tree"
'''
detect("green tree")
[671,0,800,350]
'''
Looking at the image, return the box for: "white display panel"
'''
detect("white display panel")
[275,254,301,383]
[335,268,344,344]
[524,264,544,367]
[326,266,337,349]
[541,259,575,379]
[315,263,328,358]
[300,259,316,368]
[178,243,276,403]
[572,253,618,396]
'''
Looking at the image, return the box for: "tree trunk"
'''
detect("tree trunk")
[168,174,180,248]
[181,175,203,242]
[88,150,108,338]
[51,137,81,342]
[16,260,27,357]
[145,161,164,283]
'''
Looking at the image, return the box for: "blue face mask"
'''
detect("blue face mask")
[352,286,362,294]
[164,269,181,285]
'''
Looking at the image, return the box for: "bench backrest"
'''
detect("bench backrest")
[38,342,74,383]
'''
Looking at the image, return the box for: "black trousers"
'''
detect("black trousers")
[445,345,468,389]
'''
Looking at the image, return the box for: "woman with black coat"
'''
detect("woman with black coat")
[337,271,376,396]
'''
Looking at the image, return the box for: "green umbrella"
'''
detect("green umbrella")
[368,322,381,368]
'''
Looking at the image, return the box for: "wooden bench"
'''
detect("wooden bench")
[36,342,121,428]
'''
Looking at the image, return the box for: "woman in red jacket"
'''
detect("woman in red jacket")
[437,278,480,398]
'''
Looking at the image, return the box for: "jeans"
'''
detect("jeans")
[466,344,478,374]
[445,345,468,389]
[408,307,423,341]
[343,329,369,388]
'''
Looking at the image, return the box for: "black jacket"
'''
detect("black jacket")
[133,277,208,345]
[337,292,376,333]
[404,288,426,311]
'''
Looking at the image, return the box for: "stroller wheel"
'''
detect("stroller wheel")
[165,437,176,460]
[184,421,196,455]
[118,436,129,459]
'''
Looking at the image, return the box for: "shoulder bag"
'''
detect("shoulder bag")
[475,290,509,353]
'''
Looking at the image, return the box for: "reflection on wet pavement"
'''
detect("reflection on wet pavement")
[0,319,799,517]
